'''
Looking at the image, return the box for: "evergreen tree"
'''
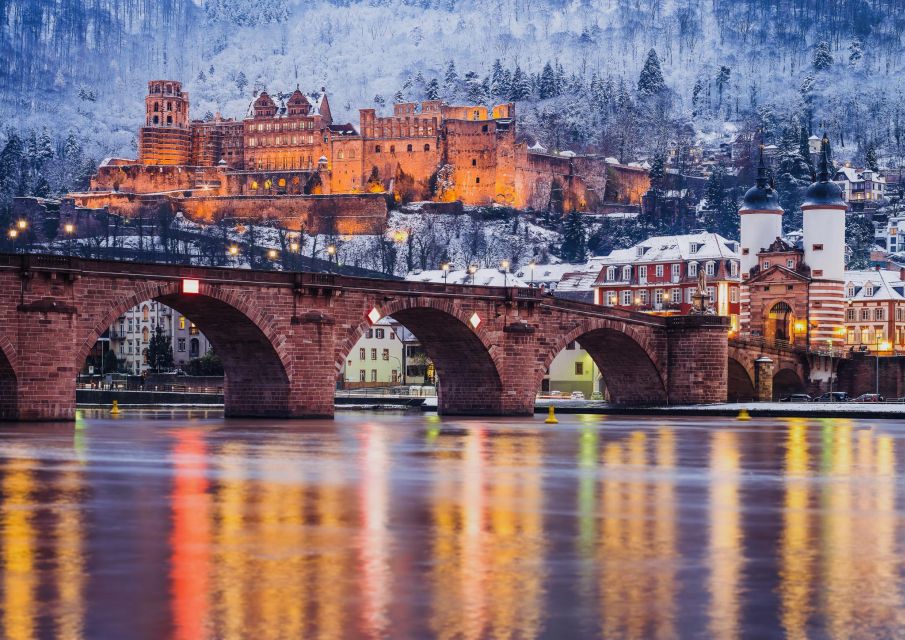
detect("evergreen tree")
[691,78,704,117]
[715,66,730,111]
[443,60,459,96]
[845,213,874,269]
[425,78,440,100]
[235,71,248,94]
[813,41,833,71]
[539,62,557,99]
[848,38,863,66]
[775,122,813,231]
[490,59,506,97]
[637,48,666,97]
[560,211,587,262]
[509,65,531,101]
[147,325,174,373]
[463,71,482,103]
[865,141,879,172]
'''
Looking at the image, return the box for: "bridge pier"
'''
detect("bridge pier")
[666,316,729,405]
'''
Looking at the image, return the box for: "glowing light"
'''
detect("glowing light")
[182,279,200,294]
[794,321,807,333]
[289,241,300,252]
[326,245,336,256]
[880,340,892,352]
[16,219,27,230]
[63,223,75,235]
[469,312,481,328]
[227,245,239,256]
[441,262,450,272]
[392,229,408,243]
[468,265,477,274]
[500,259,510,270]
[368,307,382,324]
[268,249,278,260]
[7,229,17,239]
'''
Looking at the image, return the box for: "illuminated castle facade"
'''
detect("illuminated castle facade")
[81,79,613,225]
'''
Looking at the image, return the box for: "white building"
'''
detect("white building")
[833,166,887,205]
[110,302,212,374]
[341,317,405,387]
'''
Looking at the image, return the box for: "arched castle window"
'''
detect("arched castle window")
[390,145,396,153]
[154,102,159,112]
[153,116,159,125]
[407,144,413,152]
[167,116,173,125]
[375,145,381,153]
[424,144,430,151]
[167,102,172,111]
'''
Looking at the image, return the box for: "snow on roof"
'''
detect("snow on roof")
[604,156,620,164]
[405,268,529,288]
[845,269,905,301]
[529,141,547,152]
[597,232,740,268]
[558,150,576,157]
[100,157,135,167]
[245,89,325,119]
[834,167,885,183]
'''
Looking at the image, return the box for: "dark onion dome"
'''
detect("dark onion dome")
[740,150,782,212]
[802,135,846,209]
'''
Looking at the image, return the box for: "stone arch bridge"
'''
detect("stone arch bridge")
[0,254,733,421]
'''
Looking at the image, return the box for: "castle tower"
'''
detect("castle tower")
[738,150,784,335]
[802,136,847,348]
[739,149,784,277]
[139,80,191,165]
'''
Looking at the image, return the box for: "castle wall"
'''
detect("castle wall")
[176,194,387,234]
[605,164,650,205]
[90,164,226,195]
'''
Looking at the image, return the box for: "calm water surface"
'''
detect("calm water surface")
[0,410,904,639]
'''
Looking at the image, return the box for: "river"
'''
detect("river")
[0,410,903,638]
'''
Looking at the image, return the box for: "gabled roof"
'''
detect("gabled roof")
[597,232,740,267]
[845,269,905,301]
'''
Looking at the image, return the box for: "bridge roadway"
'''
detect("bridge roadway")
[0,253,735,420]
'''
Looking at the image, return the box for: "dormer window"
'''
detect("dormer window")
[636,246,647,257]
[762,260,771,270]
[847,283,855,297]
[606,266,616,281]
[866,283,874,296]
[690,243,701,253]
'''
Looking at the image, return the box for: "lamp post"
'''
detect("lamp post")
[64,222,75,256]
[528,259,536,287]
[326,244,336,271]
[500,259,510,287]
[441,262,450,284]
[468,264,477,285]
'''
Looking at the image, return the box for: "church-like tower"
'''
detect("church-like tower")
[738,149,783,334]
[802,136,847,348]
[139,80,191,165]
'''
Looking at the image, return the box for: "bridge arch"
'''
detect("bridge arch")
[773,368,805,400]
[78,281,295,417]
[537,319,667,405]
[727,357,755,402]
[337,298,506,415]
[0,335,17,420]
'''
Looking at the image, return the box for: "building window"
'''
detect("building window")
[575,362,584,376]
[375,329,385,339]
[762,261,770,270]
[812,244,824,251]
[371,348,377,360]
[472,159,477,166]
[655,264,664,277]
[742,248,749,255]
[371,369,378,382]
[375,145,381,153]
[671,288,681,303]
[706,261,716,276]
[787,259,794,268]
[189,338,200,358]
[390,145,396,153]
[621,290,632,305]
[177,338,186,352]
[622,265,631,281]
[424,144,430,151]
[639,265,647,280]
[730,287,738,303]
[731,262,739,277]
[359,369,366,382]
[367,329,373,339]
[359,348,366,360]
[606,291,617,306]
[606,267,615,281]
[847,308,856,321]
[861,308,871,321]
[671,263,680,278]
[686,288,694,303]
[407,144,413,152]
[382,348,389,360]
[813,269,823,277]
[688,262,698,277]
[639,290,648,305]
[475,177,480,184]
[655,289,664,304]
[875,308,885,321]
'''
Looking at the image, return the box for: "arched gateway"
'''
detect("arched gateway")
[0,254,729,420]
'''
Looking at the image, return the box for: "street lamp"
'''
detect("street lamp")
[268,249,278,260]
[227,245,239,257]
[500,259,510,287]
[528,259,536,287]
[468,264,477,285]
[289,241,300,253]
[63,222,76,256]
[441,262,450,283]
[16,219,27,231]
[7,229,17,240]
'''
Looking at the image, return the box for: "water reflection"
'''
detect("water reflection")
[1,414,905,638]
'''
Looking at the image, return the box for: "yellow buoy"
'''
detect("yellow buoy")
[737,408,751,421]
[110,400,121,415]
[544,405,559,424]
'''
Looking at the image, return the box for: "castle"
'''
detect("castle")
[69,79,623,232]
